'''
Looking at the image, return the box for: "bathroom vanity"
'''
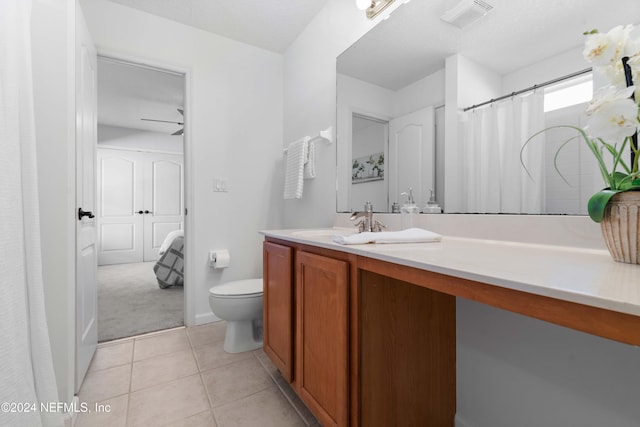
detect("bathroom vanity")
[261,229,640,427]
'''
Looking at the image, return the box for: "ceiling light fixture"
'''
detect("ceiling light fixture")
[356,0,396,20]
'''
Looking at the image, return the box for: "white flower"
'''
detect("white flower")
[627,55,640,98]
[594,63,628,89]
[583,25,632,67]
[584,85,639,142]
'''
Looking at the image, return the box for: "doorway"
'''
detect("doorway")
[96,56,186,342]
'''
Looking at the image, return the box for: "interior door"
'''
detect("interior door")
[75,5,98,392]
[97,149,144,265]
[97,149,183,264]
[143,153,184,261]
[388,106,435,210]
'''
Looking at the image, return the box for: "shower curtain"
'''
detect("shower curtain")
[459,91,545,213]
[0,1,64,426]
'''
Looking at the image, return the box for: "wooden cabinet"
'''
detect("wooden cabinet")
[263,242,294,382]
[262,237,456,427]
[296,251,349,427]
[359,270,456,427]
[264,233,640,426]
[263,241,350,427]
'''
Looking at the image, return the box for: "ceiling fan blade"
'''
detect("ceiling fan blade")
[172,128,184,136]
[141,118,182,124]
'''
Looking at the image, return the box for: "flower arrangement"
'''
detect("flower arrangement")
[523,24,640,222]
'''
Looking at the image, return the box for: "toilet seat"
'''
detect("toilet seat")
[210,279,263,299]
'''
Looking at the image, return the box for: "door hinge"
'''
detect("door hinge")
[184,208,188,216]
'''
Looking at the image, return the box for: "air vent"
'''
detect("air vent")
[440,0,493,29]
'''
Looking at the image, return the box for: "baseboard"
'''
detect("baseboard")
[195,311,220,325]
[64,396,80,427]
[455,413,474,427]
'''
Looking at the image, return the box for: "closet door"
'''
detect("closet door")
[143,153,184,261]
[97,149,144,265]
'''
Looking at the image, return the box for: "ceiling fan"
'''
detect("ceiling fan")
[141,108,184,135]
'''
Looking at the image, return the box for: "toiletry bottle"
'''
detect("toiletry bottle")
[391,202,400,213]
[400,188,419,230]
[423,189,442,213]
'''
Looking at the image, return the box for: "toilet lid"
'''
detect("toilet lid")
[210,279,263,297]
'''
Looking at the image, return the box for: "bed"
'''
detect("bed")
[154,230,184,289]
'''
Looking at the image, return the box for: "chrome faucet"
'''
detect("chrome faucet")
[350,201,385,232]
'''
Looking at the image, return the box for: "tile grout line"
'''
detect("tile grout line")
[195,342,220,427]
[124,337,136,427]
[255,353,318,427]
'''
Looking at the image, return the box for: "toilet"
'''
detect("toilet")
[208,278,263,353]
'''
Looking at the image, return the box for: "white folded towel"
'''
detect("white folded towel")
[284,138,308,199]
[304,138,316,179]
[332,228,442,245]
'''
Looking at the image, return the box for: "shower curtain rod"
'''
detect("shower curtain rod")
[462,67,592,112]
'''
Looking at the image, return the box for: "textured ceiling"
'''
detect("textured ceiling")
[338,0,640,90]
[105,0,329,53]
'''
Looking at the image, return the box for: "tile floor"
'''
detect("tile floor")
[76,323,319,427]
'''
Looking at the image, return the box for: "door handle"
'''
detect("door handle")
[78,208,95,220]
[144,210,152,214]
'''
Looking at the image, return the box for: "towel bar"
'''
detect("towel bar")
[283,126,332,154]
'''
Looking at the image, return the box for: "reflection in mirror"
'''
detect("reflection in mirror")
[351,114,388,212]
[336,0,640,214]
[336,62,443,213]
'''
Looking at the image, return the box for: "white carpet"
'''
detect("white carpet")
[98,261,184,342]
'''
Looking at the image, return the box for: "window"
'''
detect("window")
[543,74,593,112]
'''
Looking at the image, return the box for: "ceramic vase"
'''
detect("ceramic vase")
[600,191,640,264]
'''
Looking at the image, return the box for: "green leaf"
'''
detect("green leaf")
[587,190,619,223]
[613,172,633,190]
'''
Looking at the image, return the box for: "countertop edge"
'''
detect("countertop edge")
[260,229,640,318]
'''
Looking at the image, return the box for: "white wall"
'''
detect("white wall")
[393,68,445,117]
[456,299,640,427]
[503,47,585,94]
[282,0,403,226]
[285,2,640,426]
[98,124,183,154]
[32,0,76,407]
[81,0,284,324]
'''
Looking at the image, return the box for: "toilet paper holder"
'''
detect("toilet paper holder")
[209,249,230,269]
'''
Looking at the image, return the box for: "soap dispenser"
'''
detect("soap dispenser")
[423,189,442,214]
[400,188,419,230]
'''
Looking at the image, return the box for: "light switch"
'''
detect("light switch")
[213,177,229,192]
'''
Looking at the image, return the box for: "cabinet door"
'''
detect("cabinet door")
[263,242,294,382]
[296,251,349,427]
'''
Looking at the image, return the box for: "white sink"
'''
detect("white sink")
[290,228,355,238]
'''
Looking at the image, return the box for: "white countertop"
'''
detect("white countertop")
[261,228,640,317]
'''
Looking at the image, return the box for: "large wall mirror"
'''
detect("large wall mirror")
[336,0,640,214]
